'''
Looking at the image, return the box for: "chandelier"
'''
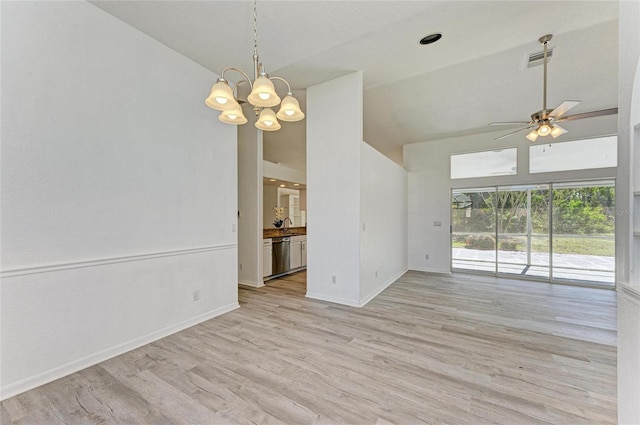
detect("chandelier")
[204,0,305,131]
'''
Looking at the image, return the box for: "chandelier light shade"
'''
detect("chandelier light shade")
[247,74,281,107]
[277,94,305,122]
[219,103,248,125]
[255,108,281,131]
[205,80,236,111]
[204,0,304,131]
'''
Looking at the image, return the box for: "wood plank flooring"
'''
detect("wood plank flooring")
[2,271,617,424]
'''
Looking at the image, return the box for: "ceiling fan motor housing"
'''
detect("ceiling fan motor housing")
[531,109,554,122]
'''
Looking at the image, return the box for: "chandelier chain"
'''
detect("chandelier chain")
[204,0,305,128]
[253,0,258,55]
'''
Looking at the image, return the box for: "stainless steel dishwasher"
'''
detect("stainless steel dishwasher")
[271,236,290,276]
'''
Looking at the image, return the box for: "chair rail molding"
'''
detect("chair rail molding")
[1,244,238,278]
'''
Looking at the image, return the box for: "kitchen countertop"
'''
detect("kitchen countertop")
[263,227,307,238]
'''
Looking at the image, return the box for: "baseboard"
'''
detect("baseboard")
[238,280,264,288]
[359,268,408,307]
[305,292,360,307]
[0,302,239,401]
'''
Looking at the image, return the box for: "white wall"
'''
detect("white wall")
[360,142,408,305]
[263,185,279,229]
[306,72,363,306]
[306,72,408,307]
[0,1,238,399]
[403,118,618,274]
[238,113,264,287]
[617,1,640,423]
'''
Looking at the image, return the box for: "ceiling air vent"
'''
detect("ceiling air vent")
[527,48,553,68]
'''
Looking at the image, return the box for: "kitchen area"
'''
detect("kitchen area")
[262,176,307,281]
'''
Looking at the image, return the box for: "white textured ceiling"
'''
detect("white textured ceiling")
[91,0,618,169]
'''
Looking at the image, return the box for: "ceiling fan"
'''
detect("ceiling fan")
[490,34,617,142]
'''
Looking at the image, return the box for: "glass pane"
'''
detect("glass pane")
[452,188,497,273]
[495,185,550,279]
[451,148,517,179]
[530,136,617,173]
[551,181,615,286]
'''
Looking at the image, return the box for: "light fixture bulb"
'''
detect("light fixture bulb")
[258,93,271,100]
[215,97,228,105]
[538,124,551,136]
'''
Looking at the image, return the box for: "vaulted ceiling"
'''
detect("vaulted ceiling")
[91,1,618,170]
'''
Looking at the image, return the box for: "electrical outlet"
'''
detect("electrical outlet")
[231,223,236,232]
[239,262,243,270]
[375,270,378,278]
[331,275,337,284]
[425,254,429,260]
[192,290,200,301]
[433,221,442,227]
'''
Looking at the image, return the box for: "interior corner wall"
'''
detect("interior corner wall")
[238,113,264,287]
[0,1,238,399]
[306,72,363,306]
[617,1,640,423]
[359,142,408,305]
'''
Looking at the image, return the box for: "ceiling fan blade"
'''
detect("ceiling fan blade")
[495,125,535,140]
[556,107,618,122]
[489,121,532,126]
[549,100,581,118]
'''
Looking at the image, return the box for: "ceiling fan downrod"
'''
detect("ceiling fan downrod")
[540,34,553,118]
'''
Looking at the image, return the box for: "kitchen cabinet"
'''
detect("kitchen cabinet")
[280,193,302,226]
[290,235,306,270]
[262,239,272,277]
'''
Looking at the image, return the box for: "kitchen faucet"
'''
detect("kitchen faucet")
[283,217,293,228]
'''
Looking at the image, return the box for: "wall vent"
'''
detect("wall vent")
[527,48,554,68]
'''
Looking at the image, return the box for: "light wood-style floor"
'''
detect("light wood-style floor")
[1,271,617,424]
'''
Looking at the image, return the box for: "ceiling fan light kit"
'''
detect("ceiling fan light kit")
[204,0,304,131]
[491,34,617,142]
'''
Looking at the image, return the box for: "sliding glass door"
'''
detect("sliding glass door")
[496,185,550,279]
[551,181,615,284]
[452,180,614,286]
[451,188,496,273]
